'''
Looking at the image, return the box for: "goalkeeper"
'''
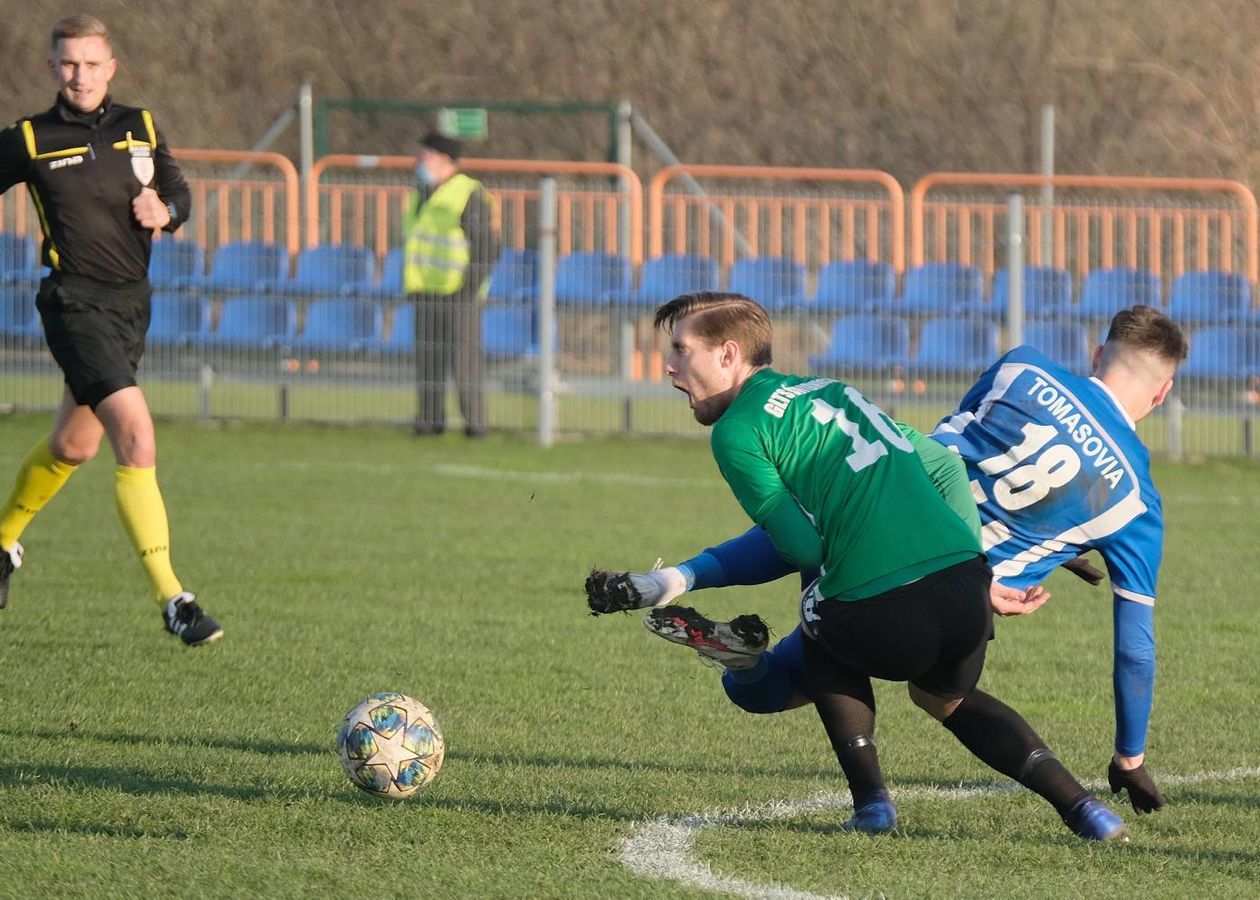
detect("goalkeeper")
[588,303,1185,820]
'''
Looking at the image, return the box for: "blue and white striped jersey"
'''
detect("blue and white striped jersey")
[932,345,1163,607]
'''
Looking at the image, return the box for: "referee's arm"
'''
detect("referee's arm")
[151,123,191,232]
[0,124,32,194]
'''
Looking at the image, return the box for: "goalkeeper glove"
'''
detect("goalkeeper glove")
[1108,759,1168,813]
[586,559,689,615]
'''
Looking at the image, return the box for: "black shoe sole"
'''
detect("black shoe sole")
[184,628,224,647]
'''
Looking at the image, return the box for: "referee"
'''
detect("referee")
[0,16,221,645]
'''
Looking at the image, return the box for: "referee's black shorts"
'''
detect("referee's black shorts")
[803,554,994,699]
[37,272,152,410]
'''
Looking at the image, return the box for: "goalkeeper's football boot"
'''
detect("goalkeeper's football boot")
[644,605,769,670]
[162,592,223,646]
[0,542,23,610]
[1063,796,1129,842]
[843,790,899,835]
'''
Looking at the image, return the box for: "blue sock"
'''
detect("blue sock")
[722,652,796,713]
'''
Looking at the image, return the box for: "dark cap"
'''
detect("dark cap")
[419,131,462,161]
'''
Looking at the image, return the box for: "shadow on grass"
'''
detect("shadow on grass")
[0,761,645,823]
[0,725,837,780]
[0,816,191,841]
[1173,787,1260,809]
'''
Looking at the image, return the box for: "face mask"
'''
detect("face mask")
[415,163,436,186]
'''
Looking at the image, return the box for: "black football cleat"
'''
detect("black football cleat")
[163,592,223,646]
[0,542,23,610]
[644,605,769,670]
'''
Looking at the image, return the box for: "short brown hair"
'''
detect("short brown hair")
[654,291,773,366]
[1104,304,1188,364]
[51,15,110,51]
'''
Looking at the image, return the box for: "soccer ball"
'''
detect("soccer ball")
[336,692,445,799]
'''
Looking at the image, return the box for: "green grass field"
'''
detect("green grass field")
[0,412,1258,898]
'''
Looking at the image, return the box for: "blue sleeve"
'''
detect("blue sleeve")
[1113,596,1155,757]
[680,525,797,590]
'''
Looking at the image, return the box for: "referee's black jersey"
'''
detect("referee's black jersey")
[0,94,191,284]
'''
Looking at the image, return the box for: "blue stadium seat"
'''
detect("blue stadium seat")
[990,266,1072,319]
[1021,322,1092,373]
[486,249,539,303]
[727,257,806,311]
[0,233,38,284]
[483,305,540,358]
[149,239,205,290]
[912,318,1000,375]
[1168,270,1252,325]
[176,240,289,293]
[547,251,632,306]
[191,295,296,348]
[602,254,718,308]
[147,292,210,344]
[809,314,910,372]
[901,262,984,315]
[802,260,896,314]
[377,302,415,353]
[343,248,405,300]
[264,244,375,297]
[0,285,40,337]
[285,299,383,352]
[1077,268,1161,322]
[1180,326,1260,380]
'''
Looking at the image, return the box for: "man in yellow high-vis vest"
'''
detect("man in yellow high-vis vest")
[404,132,498,437]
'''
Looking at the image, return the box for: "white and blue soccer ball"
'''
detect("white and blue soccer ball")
[336,692,445,799]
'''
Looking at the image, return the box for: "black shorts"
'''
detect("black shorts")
[802,554,994,699]
[37,273,152,409]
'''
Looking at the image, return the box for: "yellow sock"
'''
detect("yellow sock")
[0,439,77,549]
[115,465,183,604]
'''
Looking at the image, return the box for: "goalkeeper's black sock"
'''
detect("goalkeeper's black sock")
[833,735,887,810]
[943,690,1089,817]
[803,634,887,807]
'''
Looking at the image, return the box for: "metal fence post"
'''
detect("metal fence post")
[1167,393,1184,461]
[616,101,633,261]
[199,364,213,421]
[298,81,314,247]
[1040,103,1055,266]
[537,177,558,447]
[1006,192,1025,348]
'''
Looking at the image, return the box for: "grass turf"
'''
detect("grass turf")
[0,412,1257,898]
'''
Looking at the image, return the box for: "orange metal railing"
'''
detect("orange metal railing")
[308,156,643,264]
[172,148,302,260]
[909,172,1259,284]
[647,164,905,272]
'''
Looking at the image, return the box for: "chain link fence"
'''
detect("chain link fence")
[3,159,1258,456]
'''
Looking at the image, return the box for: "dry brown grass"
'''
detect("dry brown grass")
[4,0,1259,184]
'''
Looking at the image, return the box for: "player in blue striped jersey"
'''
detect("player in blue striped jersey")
[600,305,1186,815]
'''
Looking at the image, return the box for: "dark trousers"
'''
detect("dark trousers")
[411,293,484,434]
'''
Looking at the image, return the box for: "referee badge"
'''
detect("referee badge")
[126,131,154,187]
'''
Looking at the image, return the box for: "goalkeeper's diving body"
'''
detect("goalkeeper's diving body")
[597,291,1138,840]
[588,303,1187,825]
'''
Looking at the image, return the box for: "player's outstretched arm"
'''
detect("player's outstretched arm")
[585,527,801,616]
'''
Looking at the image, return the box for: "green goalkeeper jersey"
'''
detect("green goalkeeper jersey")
[710,369,980,601]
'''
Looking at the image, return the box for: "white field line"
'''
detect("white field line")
[0,449,1239,499]
[429,463,717,489]
[618,766,1260,900]
[122,457,721,489]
